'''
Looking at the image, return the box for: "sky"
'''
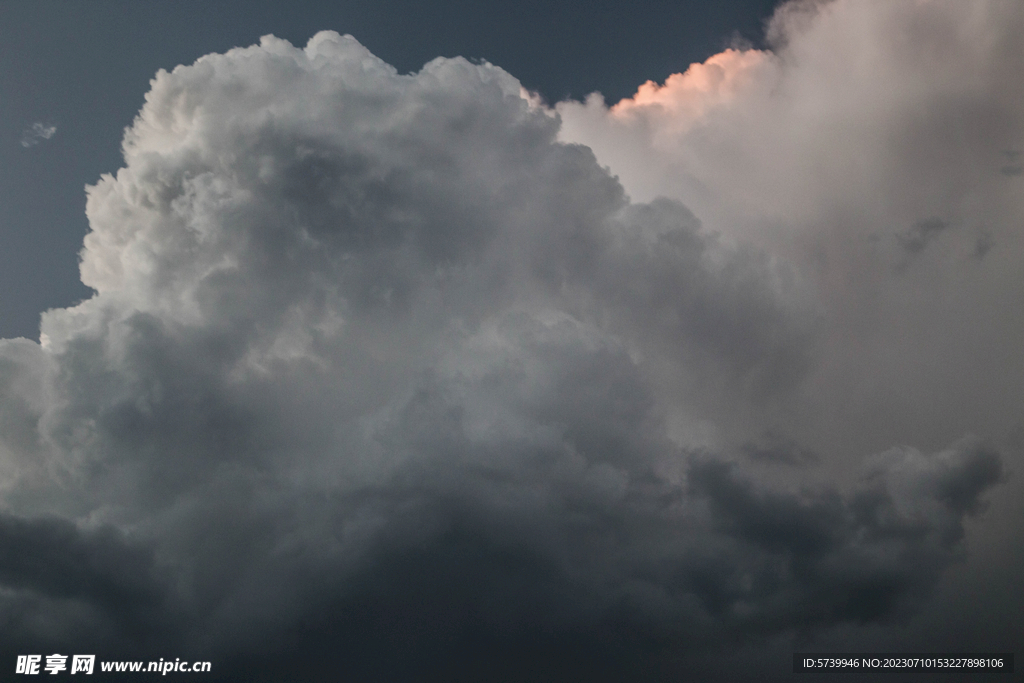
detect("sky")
[0,0,1022,681]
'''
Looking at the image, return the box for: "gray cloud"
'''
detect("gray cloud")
[556,0,1024,670]
[1000,150,1023,176]
[0,16,1014,680]
[895,218,950,257]
[557,0,1024,483]
[893,217,953,272]
[741,430,820,466]
[0,512,176,662]
[689,436,1003,627]
[19,122,56,148]
[972,230,995,260]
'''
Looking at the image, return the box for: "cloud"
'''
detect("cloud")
[555,0,1024,664]
[558,0,1024,466]
[895,218,950,257]
[0,513,170,653]
[1000,150,1023,176]
[20,122,56,148]
[0,8,1016,679]
[893,217,952,272]
[688,436,1003,626]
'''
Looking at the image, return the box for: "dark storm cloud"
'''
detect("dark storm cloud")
[0,513,176,661]
[0,11,1013,680]
[689,436,1003,626]
[0,514,162,616]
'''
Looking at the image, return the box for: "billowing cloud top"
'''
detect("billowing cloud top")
[559,0,1024,469]
[0,2,1020,679]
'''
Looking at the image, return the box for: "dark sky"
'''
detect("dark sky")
[1,0,779,340]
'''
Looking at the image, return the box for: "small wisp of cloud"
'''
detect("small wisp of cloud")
[20,122,57,148]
